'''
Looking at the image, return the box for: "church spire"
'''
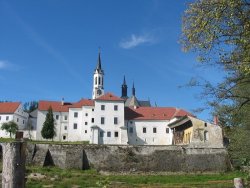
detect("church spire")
[121,75,128,99]
[95,48,103,73]
[132,82,136,96]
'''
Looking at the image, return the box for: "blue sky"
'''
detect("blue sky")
[0,0,223,121]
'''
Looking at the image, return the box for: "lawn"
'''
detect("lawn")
[26,165,248,188]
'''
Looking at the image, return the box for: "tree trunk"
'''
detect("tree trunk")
[1,141,26,188]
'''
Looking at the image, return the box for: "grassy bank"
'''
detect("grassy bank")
[26,166,248,188]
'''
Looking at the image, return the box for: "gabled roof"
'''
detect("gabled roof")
[95,92,124,101]
[125,107,193,120]
[0,102,21,114]
[38,99,94,112]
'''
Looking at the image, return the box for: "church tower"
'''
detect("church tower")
[121,76,128,99]
[92,49,104,99]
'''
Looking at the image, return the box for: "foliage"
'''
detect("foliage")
[181,0,250,166]
[41,106,56,140]
[23,101,38,113]
[1,121,18,138]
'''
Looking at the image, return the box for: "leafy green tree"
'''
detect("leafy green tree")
[41,106,56,140]
[1,121,18,138]
[181,0,250,165]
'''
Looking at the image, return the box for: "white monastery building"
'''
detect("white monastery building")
[0,51,223,147]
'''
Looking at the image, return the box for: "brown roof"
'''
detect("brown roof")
[95,92,124,101]
[38,99,94,112]
[125,107,193,120]
[0,102,21,114]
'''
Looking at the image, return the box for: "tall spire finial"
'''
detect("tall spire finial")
[132,81,136,96]
[96,47,102,71]
[123,75,126,85]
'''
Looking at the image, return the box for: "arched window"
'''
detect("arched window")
[204,131,209,141]
[98,77,101,85]
[95,77,97,85]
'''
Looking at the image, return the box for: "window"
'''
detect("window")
[101,117,105,124]
[64,115,68,121]
[85,130,87,133]
[6,116,9,121]
[166,128,170,133]
[115,131,119,137]
[98,77,101,85]
[101,105,105,110]
[114,105,118,111]
[204,131,209,141]
[74,112,78,118]
[92,109,94,112]
[23,120,25,124]
[95,77,97,85]
[100,131,104,137]
[143,127,146,133]
[130,121,133,124]
[0,116,1,121]
[107,131,111,137]
[153,127,157,133]
[204,122,207,127]
[64,126,67,130]
[56,115,59,120]
[91,118,94,123]
[63,135,66,140]
[85,122,88,125]
[73,123,77,129]
[129,127,133,133]
[114,117,118,124]
[85,113,88,117]
[17,118,19,122]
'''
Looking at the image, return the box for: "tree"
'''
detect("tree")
[23,101,38,113]
[1,121,18,138]
[181,0,250,165]
[41,106,56,140]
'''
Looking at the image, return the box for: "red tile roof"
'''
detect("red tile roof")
[95,92,124,101]
[38,99,94,112]
[125,107,193,120]
[0,102,21,114]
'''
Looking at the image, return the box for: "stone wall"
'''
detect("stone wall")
[25,143,231,173]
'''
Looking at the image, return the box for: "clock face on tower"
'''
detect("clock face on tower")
[97,89,102,95]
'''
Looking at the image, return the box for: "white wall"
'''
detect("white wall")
[126,120,173,145]
[93,100,124,144]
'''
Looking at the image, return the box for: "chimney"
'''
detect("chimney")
[213,115,219,125]
[61,97,64,106]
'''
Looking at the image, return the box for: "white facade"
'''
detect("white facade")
[0,103,29,138]
[126,120,173,145]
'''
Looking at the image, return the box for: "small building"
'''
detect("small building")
[169,116,223,148]
[0,102,29,138]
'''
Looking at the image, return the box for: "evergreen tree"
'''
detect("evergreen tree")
[1,121,18,138]
[41,106,56,140]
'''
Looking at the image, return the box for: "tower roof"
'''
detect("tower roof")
[123,75,127,85]
[95,49,103,73]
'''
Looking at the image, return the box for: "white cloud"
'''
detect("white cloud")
[119,34,155,49]
[0,60,9,70]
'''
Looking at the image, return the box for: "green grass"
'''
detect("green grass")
[25,165,248,188]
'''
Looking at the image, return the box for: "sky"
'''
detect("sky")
[0,0,223,121]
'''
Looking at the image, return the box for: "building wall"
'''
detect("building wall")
[126,120,172,145]
[92,100,124,144]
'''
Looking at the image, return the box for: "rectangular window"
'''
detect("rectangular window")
[153,127,157,133]
[91,118,94,123]
[23,120,25,124]
[129,127,133,133]
[17,118,19,122]
[6,116,9,121]
[85,122,88,125]
[64,126,67,130]
[114,105,118,111]
[63,135,66,140]
[85,113,88,116]
[92,109,94,112]
[143,127,146,133]
[115,131,119,137]
[101,105,105,110]
[100,131,104,137]
[56,115,59,120]
[74,112,78,118]
[166,128,169,133]
[101,117,105,124]
[0,116,1,121]
[107,131,111,137]
[85,130,87,133]
[64,115,68,120]
[114,117,118,124]
[73,123,77,129]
